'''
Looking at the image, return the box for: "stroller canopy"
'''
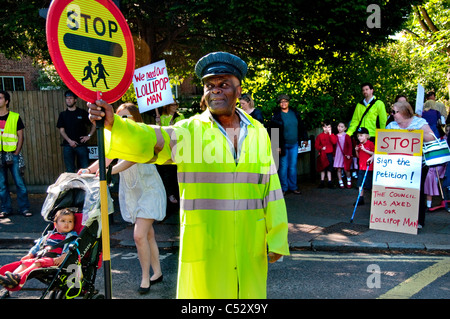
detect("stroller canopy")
[41,173,114,232]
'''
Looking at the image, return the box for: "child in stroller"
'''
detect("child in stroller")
[0,173,112,299]
[0,208,78,290]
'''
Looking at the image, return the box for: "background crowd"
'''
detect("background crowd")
[0,78,448,296]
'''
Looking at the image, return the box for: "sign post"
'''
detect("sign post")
[415,83,425,116]
[46,0,135,298]
[370,129,423,235]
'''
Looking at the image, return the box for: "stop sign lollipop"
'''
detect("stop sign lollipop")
[47,0,135,299]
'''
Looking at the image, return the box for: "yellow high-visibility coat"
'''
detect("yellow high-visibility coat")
[347,97,387,137]
[105,109,289,299]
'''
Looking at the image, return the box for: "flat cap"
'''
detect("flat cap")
[195,52,247,82]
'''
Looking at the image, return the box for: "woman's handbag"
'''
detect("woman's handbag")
[423,134,450,166]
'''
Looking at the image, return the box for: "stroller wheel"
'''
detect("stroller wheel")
[46,290,56,299]
[0,288,10,299]
[45,290,65,299]
[55,290,66,299]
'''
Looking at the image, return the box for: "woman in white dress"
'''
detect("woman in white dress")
[79,103,166,294]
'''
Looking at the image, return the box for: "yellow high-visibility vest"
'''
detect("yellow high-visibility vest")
[0,112,19,152]
[105,109,289,299]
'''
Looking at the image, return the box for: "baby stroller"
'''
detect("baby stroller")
[0,173,114,299]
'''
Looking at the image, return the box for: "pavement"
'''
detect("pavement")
[0,180,449,254]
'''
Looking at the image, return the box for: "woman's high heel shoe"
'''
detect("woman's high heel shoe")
[150,275,163,285]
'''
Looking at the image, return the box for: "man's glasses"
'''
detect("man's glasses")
[122,115,133,118]
[391,110,399,115]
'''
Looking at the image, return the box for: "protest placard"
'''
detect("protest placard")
[370,129,423,235]
[133,60,174,113]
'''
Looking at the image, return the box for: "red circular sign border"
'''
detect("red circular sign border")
[46,0,135,103]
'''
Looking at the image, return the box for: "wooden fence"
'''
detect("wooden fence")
[9,90,97,186]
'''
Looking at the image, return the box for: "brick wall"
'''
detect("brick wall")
[179,75,202,95]
[0,53,40,90]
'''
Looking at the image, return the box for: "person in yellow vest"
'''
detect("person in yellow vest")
[0,90,31,218]
[88,52,289,299]
[347,82,388,139]
[160,101,185,126]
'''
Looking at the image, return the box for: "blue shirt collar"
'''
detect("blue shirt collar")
[363,96,375,106]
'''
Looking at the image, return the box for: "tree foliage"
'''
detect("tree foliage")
[0,1,51,61]
[119,0,420,129]
[241,44,416,130]
[401,0,450,100]
[1,1,418,70]
[0,0,426,129]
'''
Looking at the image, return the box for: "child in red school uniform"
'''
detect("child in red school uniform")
[354,127,374,205]
[0,208,78,290]
[315,121,337,188]
[334,122,353,189]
